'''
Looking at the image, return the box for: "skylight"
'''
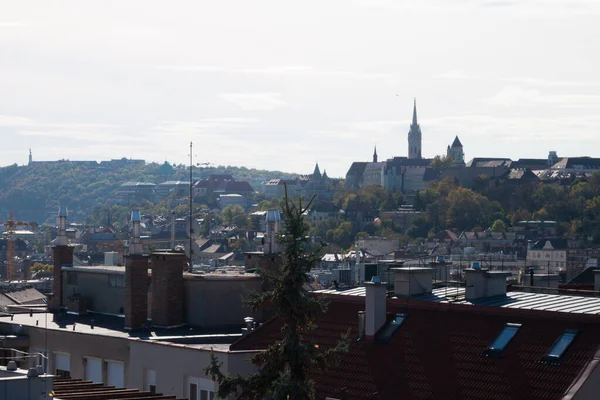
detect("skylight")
[544,329,578,362]
[377,313,407,343]
[487,323,521,354]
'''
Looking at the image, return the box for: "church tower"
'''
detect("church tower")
[373,146,378,163]
[408,99,422,159]
[447,136,465,166]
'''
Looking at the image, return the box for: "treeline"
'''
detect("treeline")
[0,162,297,225]
[408,173,600,243]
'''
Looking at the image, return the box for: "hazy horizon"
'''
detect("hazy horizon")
[2,0,599,177]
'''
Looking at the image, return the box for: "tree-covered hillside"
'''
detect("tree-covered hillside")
[0,161,298,224]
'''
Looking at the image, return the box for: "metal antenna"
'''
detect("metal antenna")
[189,141,193,267]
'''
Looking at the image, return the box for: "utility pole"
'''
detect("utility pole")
[189,141,194,268]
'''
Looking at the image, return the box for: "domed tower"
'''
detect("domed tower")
[408,99,422,159]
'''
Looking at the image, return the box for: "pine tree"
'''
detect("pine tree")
[205,186,349,399]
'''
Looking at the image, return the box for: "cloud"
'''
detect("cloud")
[0,21,27,28]
[0,114,126,142]
[484,86,600,108]
[157,64,393,81]
[218,93,287,111]
[502,77,600,88]
[434,69,473,80]
[150,117,258,136]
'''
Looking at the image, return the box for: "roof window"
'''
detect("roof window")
[543,329,578,363]
[377,313,406,343]
[487,323,521,355]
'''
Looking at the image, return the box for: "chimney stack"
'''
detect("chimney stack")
[392,266,433,298]
[51,207,73,309]
[365,276,387,339]
[151,250,186,327]
[465,268,511,301]
[124,211,149,330]
[265,210,281,254]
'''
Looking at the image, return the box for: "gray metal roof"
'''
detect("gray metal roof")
[314,287,600,315]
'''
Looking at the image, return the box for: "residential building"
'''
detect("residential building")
[307,201,340,225]
[527,238,568,272]
[115,182,156,205]
[155,180,188,199]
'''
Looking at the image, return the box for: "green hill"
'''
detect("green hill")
[0,161,298,225]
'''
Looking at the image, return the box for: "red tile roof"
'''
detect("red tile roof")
[52,378,185,399]
[232,295,600,400]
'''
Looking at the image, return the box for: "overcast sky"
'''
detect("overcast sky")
[1,0,599,177]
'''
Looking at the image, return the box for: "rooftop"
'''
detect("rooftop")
[52,378,186,400]
[232,291,600,400]
[0,311,245,352]
[314,286,600,316]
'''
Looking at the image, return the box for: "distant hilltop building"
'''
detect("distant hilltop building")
[27,149,144,169]
[264,163,334,201]
[346,99,444,192]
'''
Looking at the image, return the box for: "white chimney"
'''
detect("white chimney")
[465,269,511,300]
[56,206,68,246]
[130,210,143,255]
[392,267,434,298]
[365,276,387,338]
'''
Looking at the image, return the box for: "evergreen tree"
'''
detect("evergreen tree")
[205,186,349,399]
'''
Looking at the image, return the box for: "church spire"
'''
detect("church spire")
[412,98,418,126]
[373,145,378,163]
[408,98,422,160]
[312,162,321,180]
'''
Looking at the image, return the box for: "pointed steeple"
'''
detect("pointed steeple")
[322,169,328,179]
[412,98,418,126]
[451,135,463,148]
[408,98,422,160]
[312,163,321,180]
[373,146,378,163]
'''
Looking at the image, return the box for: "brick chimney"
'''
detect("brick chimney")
[151,250,186,327]
[23,257,32,280]
[51,207,73,309]
[365,276,387,339]
[124,211,149,330]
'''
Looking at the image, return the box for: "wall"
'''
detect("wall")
[25,325,129,385]
[184,277,262,327]
[0,374,53,400]
[62,270,126,315]
[128,340,257,399]
[526,249,567,271]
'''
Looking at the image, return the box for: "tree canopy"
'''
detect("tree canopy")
[205,189,349,399]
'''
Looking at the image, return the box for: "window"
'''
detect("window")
[109,274,125,288]
[187,377,216,400]
[543,329,578,362]
[487,323,521,355]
